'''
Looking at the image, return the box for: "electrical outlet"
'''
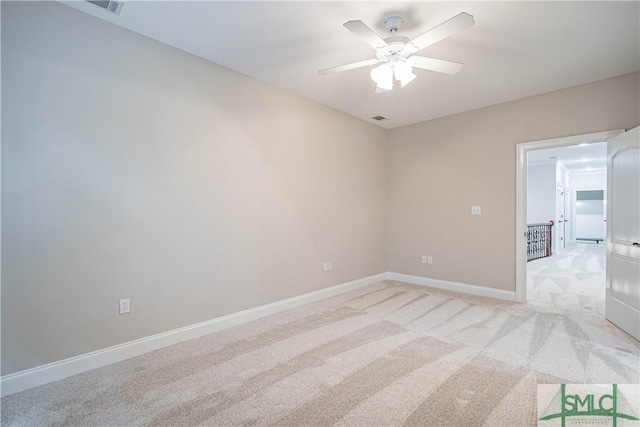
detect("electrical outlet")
[421,255,427,264]
[323,262,328,272]
[328,262,333,271]
[471,206,482,215]
[428,256,433,264]
[119,298,130,315]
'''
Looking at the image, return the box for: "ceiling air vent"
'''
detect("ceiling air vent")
[371,115,387,121]
[87,0,124,15]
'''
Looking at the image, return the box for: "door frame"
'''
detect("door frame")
[515,129,624,303]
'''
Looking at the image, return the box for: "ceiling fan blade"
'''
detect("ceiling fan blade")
[343,20,388,49]
[407,12,474,53]
[409,56,464,75]
[319,58,381,75]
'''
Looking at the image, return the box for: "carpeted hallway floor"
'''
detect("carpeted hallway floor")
[527,242,606,313]
[2,280,639,426]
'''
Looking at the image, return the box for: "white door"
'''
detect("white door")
[606,127,640,341]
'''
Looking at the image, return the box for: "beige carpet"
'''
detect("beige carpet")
[2,280,639,426]
[527,242,606,314]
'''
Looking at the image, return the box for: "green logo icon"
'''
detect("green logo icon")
[539,384,639,427]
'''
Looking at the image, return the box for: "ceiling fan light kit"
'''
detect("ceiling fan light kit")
[370,61,416,93]
[320,12,475,93]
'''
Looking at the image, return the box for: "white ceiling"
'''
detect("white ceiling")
[528,142,607,172]
[63,1,640,129]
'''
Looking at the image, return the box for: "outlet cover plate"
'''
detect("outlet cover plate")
[119,298,130,315]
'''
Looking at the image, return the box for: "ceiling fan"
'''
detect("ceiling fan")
[319,12,475,92]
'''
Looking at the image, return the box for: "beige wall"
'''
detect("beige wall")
[1,2,387,375]
[387,72,639,291]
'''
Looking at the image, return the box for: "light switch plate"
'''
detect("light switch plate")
[471,206,482,215]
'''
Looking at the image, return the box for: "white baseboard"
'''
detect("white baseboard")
[0,272,387,397]
[1,271,515,397]
[387,272,516,302]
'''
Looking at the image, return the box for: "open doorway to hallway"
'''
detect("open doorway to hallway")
[525,142,608,313]
[517,128,639,340]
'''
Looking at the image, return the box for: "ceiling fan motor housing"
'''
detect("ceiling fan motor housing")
[378,16,412,64]
[376,41,411,63]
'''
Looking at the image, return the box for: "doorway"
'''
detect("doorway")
[515,129,624,304]
[575,189,606,243]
